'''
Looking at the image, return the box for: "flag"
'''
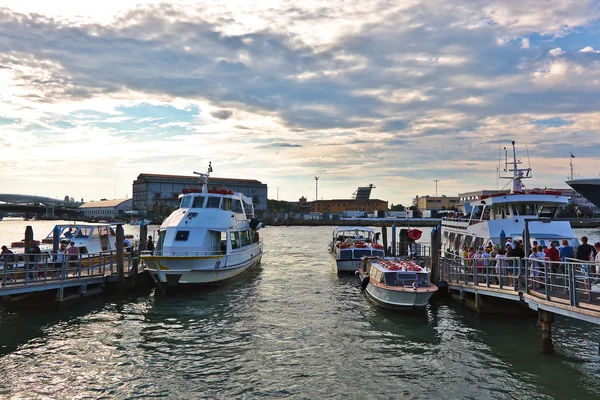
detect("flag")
[571,152,575,158]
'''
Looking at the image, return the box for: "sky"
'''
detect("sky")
[1,0,600,206]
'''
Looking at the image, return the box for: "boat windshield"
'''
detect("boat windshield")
[180,196,192,208]
[539,205,557,218]
[383,272,430,287]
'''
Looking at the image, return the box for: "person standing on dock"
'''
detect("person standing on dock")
[576,236,597,294]
[559,239,574,262]
[147,236,155,253]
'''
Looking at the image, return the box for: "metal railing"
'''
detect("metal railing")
[1,250,138,290]
[439,251,600,310]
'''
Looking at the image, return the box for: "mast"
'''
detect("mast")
[500,141,531,193]
[569,153,574,180]
[193,161,213,194]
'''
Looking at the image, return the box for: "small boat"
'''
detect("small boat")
[357,257,438,308]
[130,218,151,226]
[329,227,385,273]
[141,163,264,291]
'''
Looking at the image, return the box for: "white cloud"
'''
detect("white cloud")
[579,46,600,53]
[548,47,565,56]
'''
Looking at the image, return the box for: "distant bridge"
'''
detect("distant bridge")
[0,194,83,216]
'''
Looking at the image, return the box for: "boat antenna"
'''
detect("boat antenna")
[499,141,531,193]
[193,161,213,194]
[569,152,575,180]
[525,140,532,178]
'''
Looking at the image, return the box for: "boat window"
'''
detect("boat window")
[221,198,232,211]
[192,196,205,208]
[354,249,371,258]
[539,206,557,218]
[463,236,473,249]
[230,232,240,249]
[518,204,537,216]
[79,246,88,254]
[340,250,352,260]
[175,231,190,241]
[455,234,463,249]
[473,237,484,249]
[244,202,254,218]
[397,272,418,286]
[416,272,430,286]
[240,231,250,246]
[372,250,385,257]
[156,231,167,253]
[232,199,244,213]
[76,228,91,238]
[180,196,192,208]
[220,232,227,253]
[207,197,221,208]
[384,272,399,286]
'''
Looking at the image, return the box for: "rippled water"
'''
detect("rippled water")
[1,223,600,399]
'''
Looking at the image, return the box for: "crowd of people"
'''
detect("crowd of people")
[456,236,600,292]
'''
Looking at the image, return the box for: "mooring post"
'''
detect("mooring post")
[382,226,388,256]
[391,224,396,257]
[25,225,33,274]
[116,224,125,295]
[539,310,555,354]
[430,226,441,284]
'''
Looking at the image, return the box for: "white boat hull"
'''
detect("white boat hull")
[364,282,437,308]
[144,246,263,285]
[335,259,362,273]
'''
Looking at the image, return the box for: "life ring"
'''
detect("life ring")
[371,243,384,249]
[408,229,422,241]
[354,242,368,248]
[339,242,351,249]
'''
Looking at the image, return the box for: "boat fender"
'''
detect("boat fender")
[250,218,263,231]
[361,276,370,291]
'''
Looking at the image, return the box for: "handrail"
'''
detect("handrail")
[439,251,600,312]
[1,249,139,290]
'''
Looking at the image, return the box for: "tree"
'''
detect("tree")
[390,204,405,211]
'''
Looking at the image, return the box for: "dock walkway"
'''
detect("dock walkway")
[439,253,600,325]
[1,251,141,300]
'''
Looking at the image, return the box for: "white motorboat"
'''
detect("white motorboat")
[141,163,263,290]
[442,141,579,252]
[329,227,385,273]
[357,257,438,308]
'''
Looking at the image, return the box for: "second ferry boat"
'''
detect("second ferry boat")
[142,163,263,291]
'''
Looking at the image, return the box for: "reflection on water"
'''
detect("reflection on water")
[0,225,599,399]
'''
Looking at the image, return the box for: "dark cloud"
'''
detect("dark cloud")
[211,110,233,120]
[259,142,302,148]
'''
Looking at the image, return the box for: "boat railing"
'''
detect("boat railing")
[439,251,600,310]
[0,249,138,290]
[148,250,225,257]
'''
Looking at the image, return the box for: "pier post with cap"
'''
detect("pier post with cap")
[382,226,388,256]
[116,224,124,295]
[539,310,555,354]
[430,226,441,284]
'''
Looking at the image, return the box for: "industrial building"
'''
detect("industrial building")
[132,174,268,219]
[310,198,388,214]
[415,195,460,211]
[79,198,133,219]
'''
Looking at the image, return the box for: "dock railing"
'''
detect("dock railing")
[439,251,600,314]
[1,249,138,290]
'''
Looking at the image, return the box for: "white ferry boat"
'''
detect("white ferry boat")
[329,227,385,273]
[141,163,263,290]
[442,141,578,252]
[357,257,438,308]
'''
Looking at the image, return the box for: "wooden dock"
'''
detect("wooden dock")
[439,254,600,324]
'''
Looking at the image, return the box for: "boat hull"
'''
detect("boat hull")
[143,246,263,286]
[364,283,437,308]
[335,258,363,273]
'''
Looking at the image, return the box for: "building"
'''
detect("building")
[309,199,388,214]
[132,173,268,219]
[79,198,133,219]
[415,195,460,211]
[297,196,311,214]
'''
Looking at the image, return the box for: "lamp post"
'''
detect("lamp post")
[315,176,319,213]
[434,179,440,208]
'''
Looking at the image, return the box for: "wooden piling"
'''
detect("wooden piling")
[24,226,33,253]
[116,225,124,295]
[382,226,388,256]
[539,310,555,354]
[430,227,441,284]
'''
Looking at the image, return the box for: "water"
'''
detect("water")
[1,222,600,399]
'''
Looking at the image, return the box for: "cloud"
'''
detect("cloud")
[548,47,565,56]
[210,109,233,120]
[259,142,302,148]
[579,46,600,53]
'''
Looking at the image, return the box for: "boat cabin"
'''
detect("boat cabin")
[369,265,431,288]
